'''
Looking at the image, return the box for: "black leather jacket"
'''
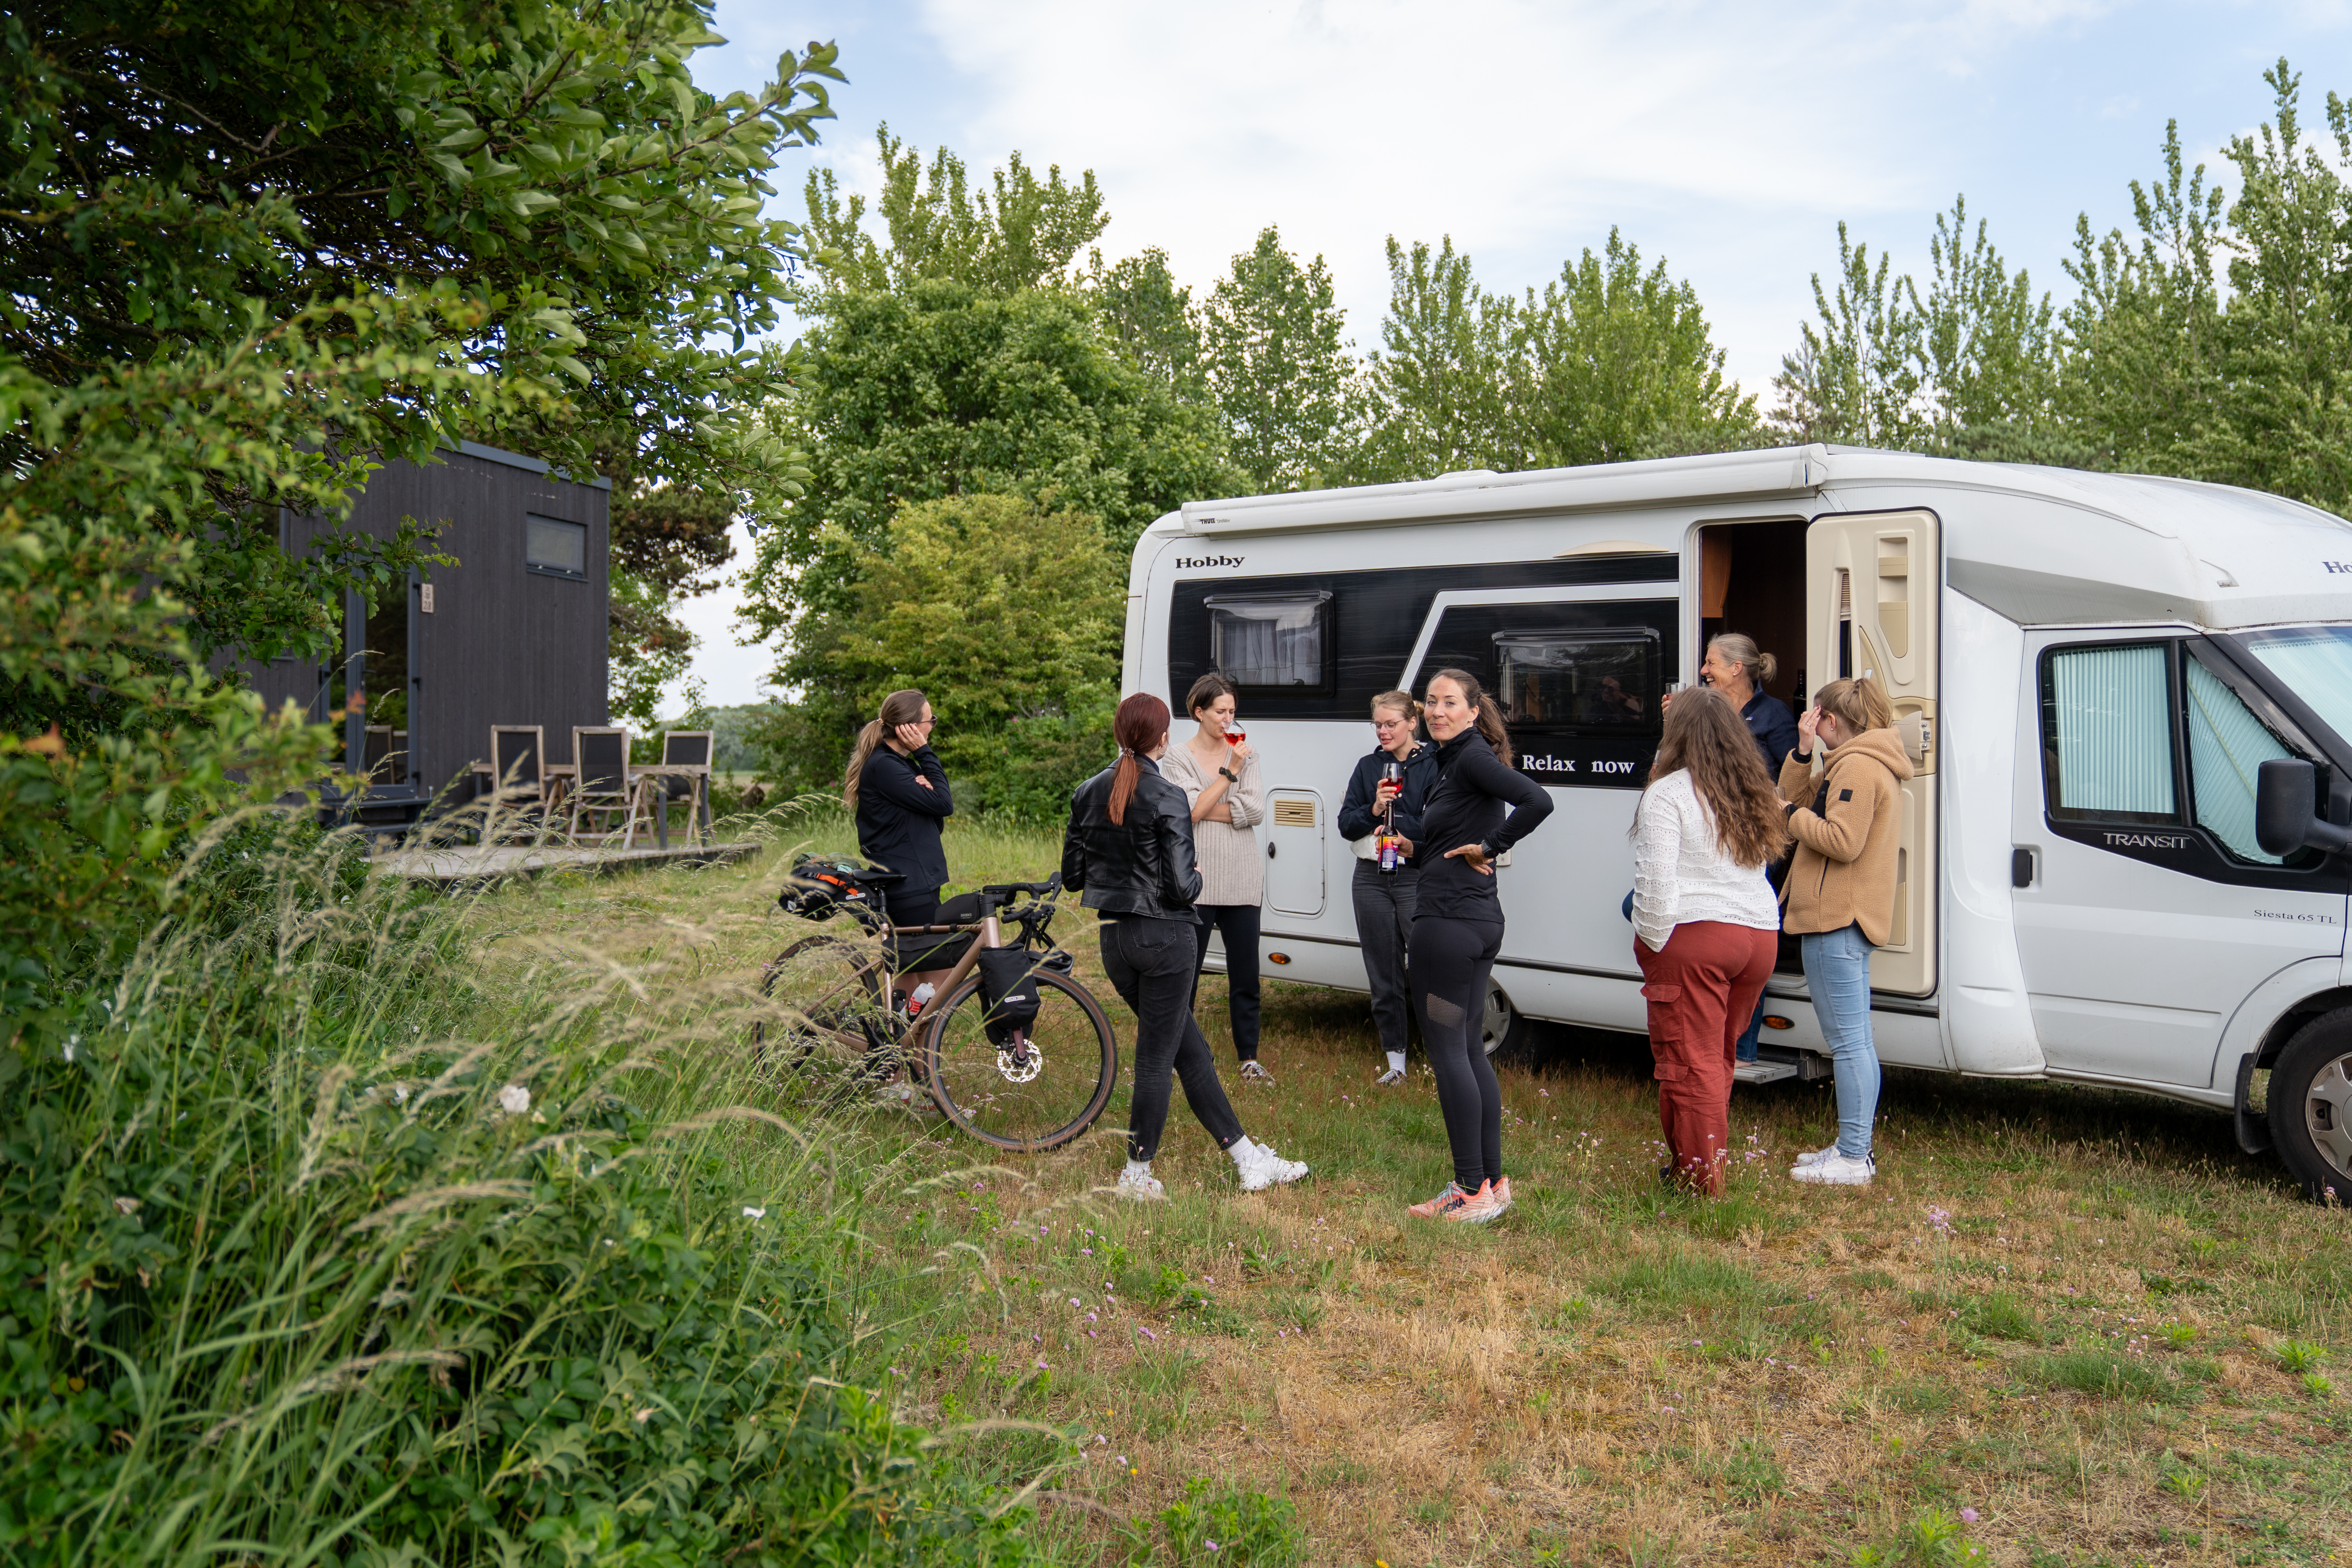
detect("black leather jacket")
[1062,756,1204,920]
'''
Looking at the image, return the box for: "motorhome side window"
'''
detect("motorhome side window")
[2042,643,2181,826]
[1494,629,1660,730]
[1204,591,1331,690]
[2041,641,2304,863]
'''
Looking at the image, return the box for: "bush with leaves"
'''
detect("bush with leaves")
[756,493,1121,820]
[0,823,1051,1565]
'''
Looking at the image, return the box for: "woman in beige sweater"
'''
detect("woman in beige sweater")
[1160,674,1271,1078]
[1774,676,1913,1188]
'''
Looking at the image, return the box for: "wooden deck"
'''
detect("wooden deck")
[371,840,761,889]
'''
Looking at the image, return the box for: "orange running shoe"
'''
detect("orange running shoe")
[1444,1180,1508,1224]
[1408,1183,1470,1219]
[1494,1175,1514,1212]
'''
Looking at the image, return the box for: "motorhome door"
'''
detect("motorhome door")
[2010,636,2347,1089]
[1806,510,1938,996]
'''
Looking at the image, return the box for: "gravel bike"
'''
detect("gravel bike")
[756,864,1119,1153]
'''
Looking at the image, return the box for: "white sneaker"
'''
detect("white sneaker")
[1233,1141,1309,1192]
[1793,1144,1842,1167]
[1116,1165,1167,1202]
[1375,1065,1407,1086]
[1238,1059,1273,1083]
[1791,1151,1875,1186]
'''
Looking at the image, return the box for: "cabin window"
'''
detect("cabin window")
[2184,656,2295,864]
[1205,591,1331,690]
[1494,629,1659,730]
[526,514,587,578]
[2041,642,2179,824]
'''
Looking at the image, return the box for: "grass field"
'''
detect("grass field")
[497,808,2352,1566]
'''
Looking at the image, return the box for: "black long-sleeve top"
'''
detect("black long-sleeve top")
[855,743,953,894]
[1740,690,1802,777]
[1337,743,1436,865]
[1414,728,1554,921]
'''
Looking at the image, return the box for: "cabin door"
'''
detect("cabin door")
[1805,510,1938,996]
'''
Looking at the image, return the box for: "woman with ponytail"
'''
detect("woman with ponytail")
[1063,694,1309,1201]
[846,689,956,994]
[1404,668,1553,1224]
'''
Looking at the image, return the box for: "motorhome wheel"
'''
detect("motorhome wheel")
[2265,1006,2352,1203]
[1481,981,1533,1059]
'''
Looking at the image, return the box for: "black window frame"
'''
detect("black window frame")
[2037,637,2185,830]
[1490,624,1665,740]
[525,512,588,580]
[1201,589,1335,697]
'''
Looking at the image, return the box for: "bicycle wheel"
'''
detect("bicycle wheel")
[923,968,1118,1152]
[752,934,889,1071]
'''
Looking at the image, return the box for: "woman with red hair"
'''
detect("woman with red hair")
[1063,693,1310,1201]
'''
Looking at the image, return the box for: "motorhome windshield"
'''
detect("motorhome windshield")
[2237,626,2352,751]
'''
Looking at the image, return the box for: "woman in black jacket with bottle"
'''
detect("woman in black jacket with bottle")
[1064,693,1310,1202]
[847,688,956,995]
[1405,667,1553,1226]
[1337,690,1436,1086]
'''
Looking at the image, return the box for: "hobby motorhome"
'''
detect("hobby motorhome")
[1124,444,2352,1198]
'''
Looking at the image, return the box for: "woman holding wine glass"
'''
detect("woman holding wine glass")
[1338,690,1435,1085]
[1160,674,1272,1079]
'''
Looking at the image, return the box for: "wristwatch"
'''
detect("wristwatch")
[1218,765,1238,782]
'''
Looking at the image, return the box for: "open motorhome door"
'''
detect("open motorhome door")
[1806,509,1938,996]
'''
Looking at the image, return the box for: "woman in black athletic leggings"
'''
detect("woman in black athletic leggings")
[1405,667,1553,1224]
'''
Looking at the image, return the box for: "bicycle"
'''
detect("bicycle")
[756,863,1120,1153]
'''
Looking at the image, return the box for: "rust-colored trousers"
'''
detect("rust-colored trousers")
[1635,921,1777,1195]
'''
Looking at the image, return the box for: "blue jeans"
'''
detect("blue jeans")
[1734,988,1767,1061]
[1802,923,1879,1160]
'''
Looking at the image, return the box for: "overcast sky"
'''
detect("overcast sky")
[663,0,2352,712]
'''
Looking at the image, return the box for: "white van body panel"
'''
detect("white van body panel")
[1129,445,2352,1111]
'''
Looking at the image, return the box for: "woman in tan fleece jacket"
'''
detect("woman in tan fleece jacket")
[1774,677,1913,1187]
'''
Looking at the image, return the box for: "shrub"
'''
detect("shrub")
[1130,1477,1305,1567]
[0,832,1047,1564]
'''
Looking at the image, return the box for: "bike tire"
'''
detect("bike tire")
[922,969,1119,1153]
[752,934,889,1071]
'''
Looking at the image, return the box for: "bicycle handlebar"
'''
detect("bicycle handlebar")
[980,874,1061,901]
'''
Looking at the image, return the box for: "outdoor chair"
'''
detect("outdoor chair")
[568,726,649,847]
[647,729,714,847]
[484,725,549,838]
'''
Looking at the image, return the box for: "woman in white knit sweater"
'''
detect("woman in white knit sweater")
[1630,686,1787,1194]
[1161,674,1272,1078]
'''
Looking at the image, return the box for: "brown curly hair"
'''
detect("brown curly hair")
[1640,686,1789,868]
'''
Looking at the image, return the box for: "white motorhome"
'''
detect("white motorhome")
[1123,445,2352,1198]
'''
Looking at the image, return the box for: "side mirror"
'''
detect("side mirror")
[2255,759,2352,857]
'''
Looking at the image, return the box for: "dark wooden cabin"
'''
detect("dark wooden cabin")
[241,440,612,828]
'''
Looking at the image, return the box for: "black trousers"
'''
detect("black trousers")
[1410,914,1505,1192]
[1350,861,1419,1056]
[1101,916,1245,1162]
[1191,903,1263,1062]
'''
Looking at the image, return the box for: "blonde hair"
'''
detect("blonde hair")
[1370,690,1421,721]
[1707,632,1778,691]
[1813,676,1893,736]
[843,688,929,810]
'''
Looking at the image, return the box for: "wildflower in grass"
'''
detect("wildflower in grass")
[1927,1205,1952,1235]
[1960,1507,1978,1523]
[634,1407,656,1423]
[1035,1357,1048,1369]
[496,1084,530,1116]
[741,1206,766,1220]
[1139,1326,1159,1341]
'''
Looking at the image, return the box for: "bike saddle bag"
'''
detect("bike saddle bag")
[777,856,876,922]
[976,945,1044,1046]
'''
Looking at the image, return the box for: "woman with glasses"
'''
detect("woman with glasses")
[844,688,957,998]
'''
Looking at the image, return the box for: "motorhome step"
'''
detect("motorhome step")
[1732,1059,1801,1086]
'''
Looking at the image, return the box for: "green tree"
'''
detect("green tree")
[2062,61,2352,506]
[1515,229,1761,465]
[1089,246,1210,397]
[3,2,840,681]
[1202,226,1363,490]
[1774,198,2065,457]
[1357,235,1525,480]
[768,494,1122,819]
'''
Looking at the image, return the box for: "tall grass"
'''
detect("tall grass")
[0,809,1061,1565]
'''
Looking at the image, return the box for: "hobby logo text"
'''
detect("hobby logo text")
[1174,555,1246,570]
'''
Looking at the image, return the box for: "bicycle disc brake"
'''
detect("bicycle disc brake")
[995,1034,1042,1084]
